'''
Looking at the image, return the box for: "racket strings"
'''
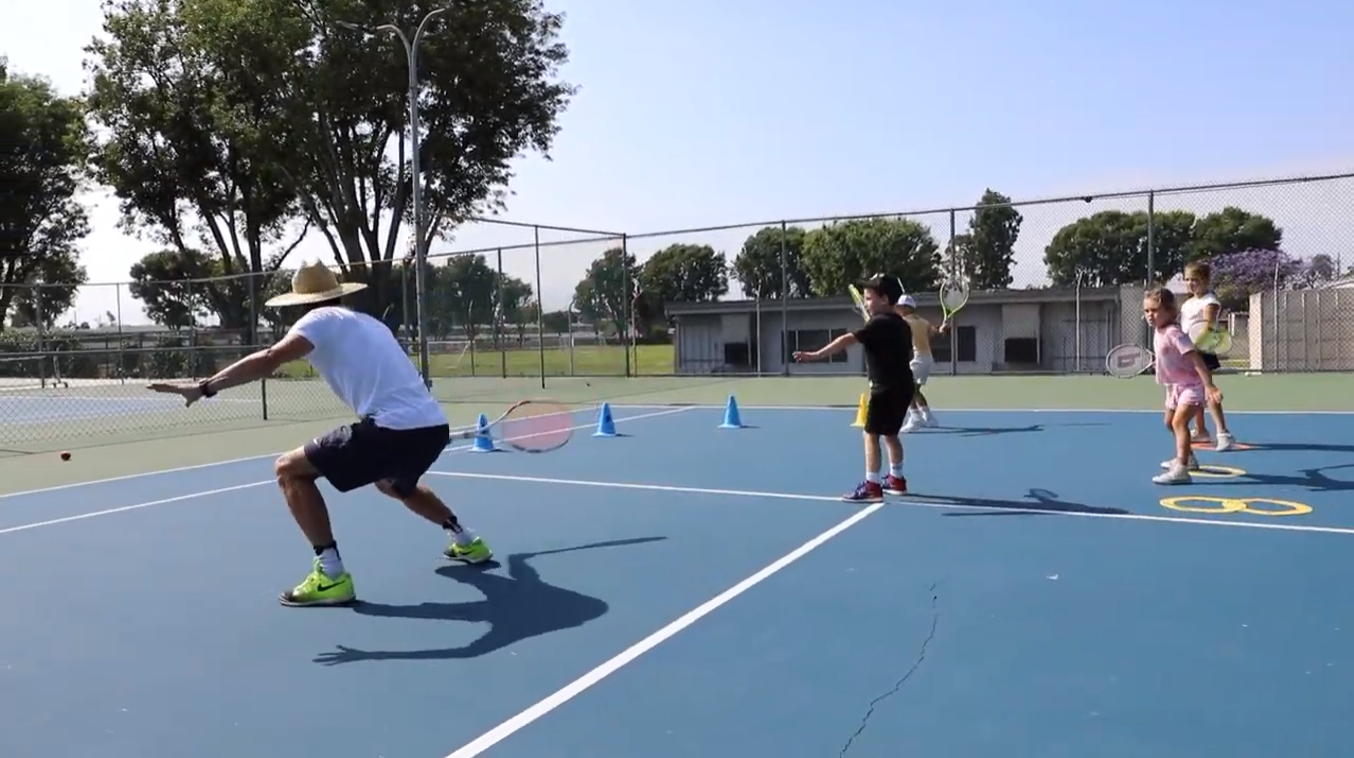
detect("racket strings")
[497,403,575,452]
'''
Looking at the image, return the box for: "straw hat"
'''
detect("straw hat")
[264,261,368,307]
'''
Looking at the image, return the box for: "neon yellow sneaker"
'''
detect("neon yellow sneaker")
[444,536,493,564]
[279,559,356,607]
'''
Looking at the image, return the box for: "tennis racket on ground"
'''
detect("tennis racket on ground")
[448,399,576,453]
[1105,344,1155,378]
[1187,321,1233,356]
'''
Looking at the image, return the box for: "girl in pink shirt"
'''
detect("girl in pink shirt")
[1146,287,1222,484]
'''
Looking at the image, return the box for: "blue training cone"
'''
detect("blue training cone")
[593,402,618,437]
[471,413,497,452]
[719,394,744,429]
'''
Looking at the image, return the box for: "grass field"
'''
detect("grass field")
[276,343,675,379]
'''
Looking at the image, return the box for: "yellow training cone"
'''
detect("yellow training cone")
[850,393,868,428]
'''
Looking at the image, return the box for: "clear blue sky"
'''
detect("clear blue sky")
[3,0,1351,322]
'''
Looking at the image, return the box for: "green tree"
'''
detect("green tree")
[85,0,308,333]
[0,62,90,329]
[950,189,1021,289]
[800,217,942,297]
[10,252,90,330]
[731,225,810,298]
[128,249,216,329]
[540,309,570,333]
[156,0,573,310]
[130,248,295,333]
[421,254,531,341]
[1043,210,1197,286]
[573,247,635,334]
[638,243,728,323]
[1188,207,1283,260]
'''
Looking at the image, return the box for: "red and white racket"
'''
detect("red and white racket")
[450,399,576,453]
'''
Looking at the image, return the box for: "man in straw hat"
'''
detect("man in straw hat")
[147,261,493,607]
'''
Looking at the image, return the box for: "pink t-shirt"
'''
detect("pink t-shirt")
[1154,324,1202,387]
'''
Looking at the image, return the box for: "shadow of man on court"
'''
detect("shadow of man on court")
[1206,463,1354,494]
[312,536,666,666]
[912,487,1130,516]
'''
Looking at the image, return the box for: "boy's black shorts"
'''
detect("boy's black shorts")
[864,386,915,436]
[1200,352,1220,371]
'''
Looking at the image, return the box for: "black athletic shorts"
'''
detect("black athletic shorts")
[304,417,450,497]
[1200,352,1220,371]
[864,386,914,437]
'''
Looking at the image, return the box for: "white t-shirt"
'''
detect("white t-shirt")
[288,306,446,430]
[1180,292,1221,335]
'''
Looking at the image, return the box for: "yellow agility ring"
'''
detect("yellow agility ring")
[1160,496,1313,517]
[1187,465,1247,479]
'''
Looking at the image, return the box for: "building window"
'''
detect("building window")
[932,325,976,363]
[786,328,849,364]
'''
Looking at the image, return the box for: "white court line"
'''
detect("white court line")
[427,470,1354,536]
[0,481,272,535]
[0,403,667,501]
[0,407,691,533]
[442,500,887,758]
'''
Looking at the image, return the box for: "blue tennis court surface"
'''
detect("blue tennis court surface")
[2,404,1350,757]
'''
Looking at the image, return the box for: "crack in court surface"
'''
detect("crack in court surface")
[837,580,943,758]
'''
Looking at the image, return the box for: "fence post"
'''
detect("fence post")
[622,233,632,378]
[1144,190,1156,348]
[779,220,789,376]
[251,271,269,420]
[495,248,507,379]
[534,227,546,389]
[948,208,959,377]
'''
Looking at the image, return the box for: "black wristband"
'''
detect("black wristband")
[198,379,217,398]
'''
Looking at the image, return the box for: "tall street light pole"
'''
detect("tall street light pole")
[338,9,445,388]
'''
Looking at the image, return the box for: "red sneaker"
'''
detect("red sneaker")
[883,475,907,495]
[841,480,884,503]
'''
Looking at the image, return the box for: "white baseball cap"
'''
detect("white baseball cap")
[898,295,917,308]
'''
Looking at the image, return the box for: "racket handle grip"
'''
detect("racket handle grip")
[449,427,482,442]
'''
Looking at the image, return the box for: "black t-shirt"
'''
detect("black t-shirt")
[853,312,914,391]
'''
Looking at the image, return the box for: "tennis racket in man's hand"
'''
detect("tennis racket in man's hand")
[146,382,206,407]
[449,399,577,453]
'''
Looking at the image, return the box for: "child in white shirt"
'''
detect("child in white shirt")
[1179,261,1235,452]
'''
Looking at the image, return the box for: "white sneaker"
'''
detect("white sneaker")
[1215,432,1236,452]
[1190,429,1210,443]
[901,413,924,433]
[1161,453,1200,470]
[922,411,939,428]
[1153,464,1192,485]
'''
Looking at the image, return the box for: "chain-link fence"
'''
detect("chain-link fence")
[2,171,1350,452]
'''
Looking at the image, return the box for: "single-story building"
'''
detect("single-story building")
[665,286,1147,376]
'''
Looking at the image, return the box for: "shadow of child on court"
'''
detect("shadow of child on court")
[312,536,666,666]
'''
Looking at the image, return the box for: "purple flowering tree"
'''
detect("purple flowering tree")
[1208,248,1303,311]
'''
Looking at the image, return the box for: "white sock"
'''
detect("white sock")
[448,526,477,546]
[890,462,904,478]
[865,471,881,484]
[317,547,344,577]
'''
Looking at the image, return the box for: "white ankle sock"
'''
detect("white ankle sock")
[317,547,344,577]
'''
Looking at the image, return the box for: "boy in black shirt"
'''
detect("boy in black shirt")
[793,276,915,503]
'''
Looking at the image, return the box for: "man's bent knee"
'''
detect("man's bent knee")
[376,478,421,500]
[275,448,320,484]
